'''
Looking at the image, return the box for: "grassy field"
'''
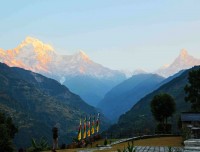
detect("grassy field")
[45,136,183,152]
[100,136,183,152]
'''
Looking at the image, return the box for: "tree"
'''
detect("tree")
[184,68,200,112]
[0,112,18,152]
[150,93,176,133]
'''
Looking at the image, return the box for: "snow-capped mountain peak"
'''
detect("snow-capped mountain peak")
[156,49,200,77]
[16,36,54,53]
[74,50,91,63]
[132,68,147,76]
[0,37,126,107]
[0,37,125,80]
[173,49,199,66]
[179,48,188,60]
[159,64,170,70]
[79,50,89,59]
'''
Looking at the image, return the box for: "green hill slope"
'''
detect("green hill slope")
[0,63,108,148]
[98,74,164,122]
[106,66,200,137]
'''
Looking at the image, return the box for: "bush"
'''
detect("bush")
[0,112,18,152]
[29,137,49,152]
[104,139,108,145]
[181,127,191,141]
[60,143,66,149]
[156,123,172,134]
[117,142,136,152]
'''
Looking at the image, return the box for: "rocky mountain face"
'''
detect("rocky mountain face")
[0,63,109,148]
[0,37,126,106]
[97,73,164,122]
[156,49,200,77]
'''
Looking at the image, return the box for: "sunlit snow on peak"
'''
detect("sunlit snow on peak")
[179,48,188,60]
[156,49,200,77]
[0,37,125,80]
[75,50,91,63]
[17,36,54,53]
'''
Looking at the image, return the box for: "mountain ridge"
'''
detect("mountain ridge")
[0,62,109,148]
[0,37,126,106]
[106,66,200,138]
[0,36,125,79]
[98,73,164,122]
[156,49,200,77]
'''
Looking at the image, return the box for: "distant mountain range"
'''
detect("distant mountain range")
[97,74,164,122]
[106,66,200,138]
[0,37,126,106]
[98,50,197,122]
[0,63,109,148]
[1,37,200,111]
[155,49,200,77]
[120,49,200,79]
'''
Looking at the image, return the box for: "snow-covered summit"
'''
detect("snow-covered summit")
[17,36,54,53]
[156,49,200,77]
[0,37,125,80]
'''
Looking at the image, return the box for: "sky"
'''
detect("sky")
[1,0,200,72]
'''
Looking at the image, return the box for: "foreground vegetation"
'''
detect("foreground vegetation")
[0,112,18,152]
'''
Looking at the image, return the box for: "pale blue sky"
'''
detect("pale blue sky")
[1,0,200,72]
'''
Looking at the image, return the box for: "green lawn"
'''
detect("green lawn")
[104,136,183,152]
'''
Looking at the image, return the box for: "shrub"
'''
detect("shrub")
[104,139,108,145]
